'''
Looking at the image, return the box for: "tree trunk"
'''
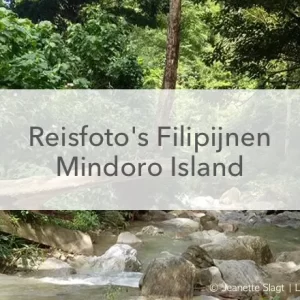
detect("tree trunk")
[156,0,181,129]
[162,0,181,90]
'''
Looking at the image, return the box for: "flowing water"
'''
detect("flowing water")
[1,222,300,300]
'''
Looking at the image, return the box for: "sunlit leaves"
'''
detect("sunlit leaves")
[214,0,300,87]
[0,6,143,89]
[67,6,143,88]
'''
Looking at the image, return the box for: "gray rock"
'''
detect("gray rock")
[217,210,246,224]
[139,255,196,299]
[202,236,274,265]
[215,260,265,287]
[277,251,300,264]
[195,261,265,299]
[210,260,266,299]
[182,245,215,269]
[178,211,196,219]
[283,211,300,220]
[117,232,142,244]
[188,230,227,245]
[208,266,226,287]
[270,211,300,228]
[34,258,76,277]
[161,218,200,232]
[139,210,175,221]
[137,225,164,236]
[169,210,196,219]
[194,266,226,293]
[200,214,223,232]
[263,261,300,283]
[197,268,213,287]
[71,244,141,272]
[218,222,238,232]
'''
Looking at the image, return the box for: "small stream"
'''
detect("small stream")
[1,222,300,300]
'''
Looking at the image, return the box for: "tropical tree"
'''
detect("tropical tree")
[213,0,300,88]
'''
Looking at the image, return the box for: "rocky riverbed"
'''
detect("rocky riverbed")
[1,210,300,300]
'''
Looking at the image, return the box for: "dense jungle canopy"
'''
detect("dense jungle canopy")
[1,0,300,89]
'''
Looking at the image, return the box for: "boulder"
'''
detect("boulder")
[169,210,198,220]
[181,245,215,269]
[178,211,196,219]
[282,211,300,220]
[0,211,93,255]
[218,222,238,232]
[70,244,141,272]
[136,226,164,236]
[271,211,300,229]
[193,212,206,219]
[222,211,269,227]
[195,260,266,299]
[139,255,196,299]
[200,215,223,232]
[208,266,227,288]
[197,268,213,287]
[217,211,246,224]
[208,260,266,299]
[277,251,300,264]
[117,232,142,244]
[188,230,227,245]
[139,211,175,221]
[95,244,141,272]
[263,262,300,283]
[215,260,265,287]
[201,236,274,265]
[161,218,200,232]
[34,258,76,277]
[193,266,226,292]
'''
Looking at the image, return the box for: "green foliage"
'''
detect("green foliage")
[5,0,299,89]
[97,211,130,230]
[66,211,130,232]
[12,0,95,26]
[139,0,169,20]
[0,8,84,88]
[0,6,143,89]
[133,0,255,89]
[10,210,48,224]
[0,234,42,273]
[66,6,143,88]
[71,211,100,231]
[214,0,300,87]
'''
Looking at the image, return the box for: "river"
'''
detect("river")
[0,223,299,300]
